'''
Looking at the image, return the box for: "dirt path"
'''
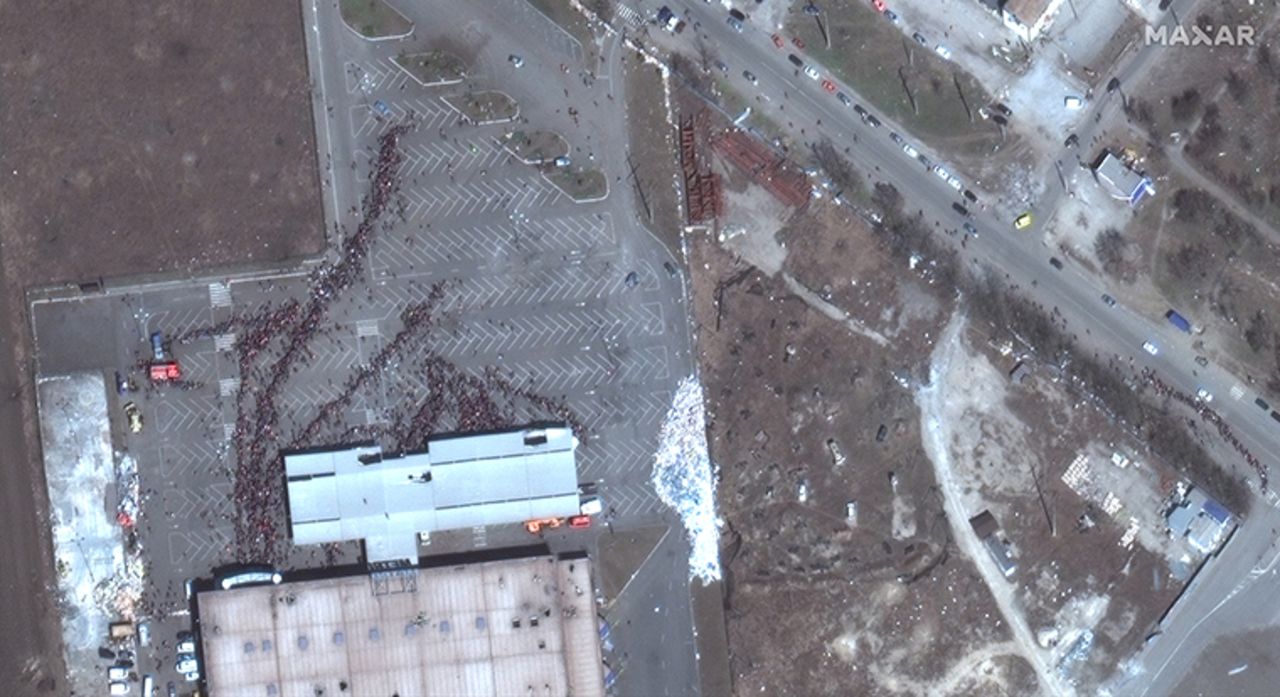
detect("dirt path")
[917,312,1057,697]
[0,252,62,692]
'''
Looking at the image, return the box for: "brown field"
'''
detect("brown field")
[0,1,322,691]
[689,198,1027,695]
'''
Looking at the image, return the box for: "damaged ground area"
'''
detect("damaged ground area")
[920,315,1220,694]
[689,194,1036,695]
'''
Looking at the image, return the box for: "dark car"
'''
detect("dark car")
[1064,133,1079,147]
[993,102,1012,116]
[1257,397,1271,411]
[962,222,978,237]
[917,154,933,169]
[1107,77,1122,93]
[837,92,852,107]
[788,53,804,67]
[663,261,679,277]
[1049,257,1064,270]
[991,114,1009,127]
[1101,294,1116,307]
[889,132,903,144]
[866,114,882,128]
[1272,410,1280,424]
[962,189,978,203]
[727,16,744,30]
[951,202,969,217]
[729,8,746,20]
[1195,355,1209,367]
[912,32,927,46]
[853,104,868,118]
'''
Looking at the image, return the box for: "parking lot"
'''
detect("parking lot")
[33,0,703,693]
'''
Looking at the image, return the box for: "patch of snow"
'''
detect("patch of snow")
[652,375,721,584]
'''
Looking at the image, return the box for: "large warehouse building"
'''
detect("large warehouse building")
[197,555,605,697]
[284,426,582,564]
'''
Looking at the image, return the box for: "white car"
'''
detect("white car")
[947,176,963,191]
[902,143,919,158]
[803,65,821,81]
[176,658,198,674]
[108,666,129,680]
[935,45,952,60]
[1142,341,1159,356]
[176,639,195,654]
[1196,388,1214,403]
[934,166,951,181]
[1064,95,1085,109]
[110,682,130,696]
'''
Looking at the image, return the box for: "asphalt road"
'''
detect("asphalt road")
[638,0,1280,691]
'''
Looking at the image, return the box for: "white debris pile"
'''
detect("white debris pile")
[652,375,721,584]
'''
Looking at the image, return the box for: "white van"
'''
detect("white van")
[109,682,130,695]
[142,674,155,696]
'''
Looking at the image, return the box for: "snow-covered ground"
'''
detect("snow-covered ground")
[651,375,721,584]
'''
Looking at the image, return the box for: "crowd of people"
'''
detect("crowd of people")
[1146,370,1268,491]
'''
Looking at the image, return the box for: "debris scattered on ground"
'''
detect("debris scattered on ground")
[652,375,720,584]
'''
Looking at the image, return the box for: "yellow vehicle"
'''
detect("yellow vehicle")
[1014,212,1033,230]
[123,402,143,433]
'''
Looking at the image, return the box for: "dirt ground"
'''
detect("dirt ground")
[924,322,1191,692]
[689,191,1030,695]
[623,57,683,259]
[0,1,321,691]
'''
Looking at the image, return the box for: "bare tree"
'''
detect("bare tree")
[810,139,861,200]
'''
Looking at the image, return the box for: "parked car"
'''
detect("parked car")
[715,60,729,74]
[508,54,524,68]
[1049,257,1064,270]
[123,402,143,434]
[821,79,836,93]
[772,34,785,49]
[372,99,392,117]
[727,15,743,31]
[1064,95,1085,109]
[889,132,903,145]
[901,142,918,158]
[884,9,899,23]
[1196,388,1214,403]
[150,331,166,361]
[951,202,970,217]
[175,658,198,675]
[912,32,927,45]
[1014,212,1033,229]
[935,45,952,60]
[962,189,978,203]
[962,222,978,237]
[934,165,950,181]
[853,104,868,118]
[110,682,130,696]
[993,102,1013,116]
[743,70,758,84]
[947,175,963,191]
[1195,355,1209,367]
[837,92,852,107]
[1256,397,1271,411]
[1101,294,1117,307]
[1142,341,1159,356]
[866,114,882,127]
[803,65,821,80]
[788,54,804,67]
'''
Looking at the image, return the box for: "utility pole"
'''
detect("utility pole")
[625,152,652,222]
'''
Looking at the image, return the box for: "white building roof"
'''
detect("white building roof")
[285,427,580,563]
